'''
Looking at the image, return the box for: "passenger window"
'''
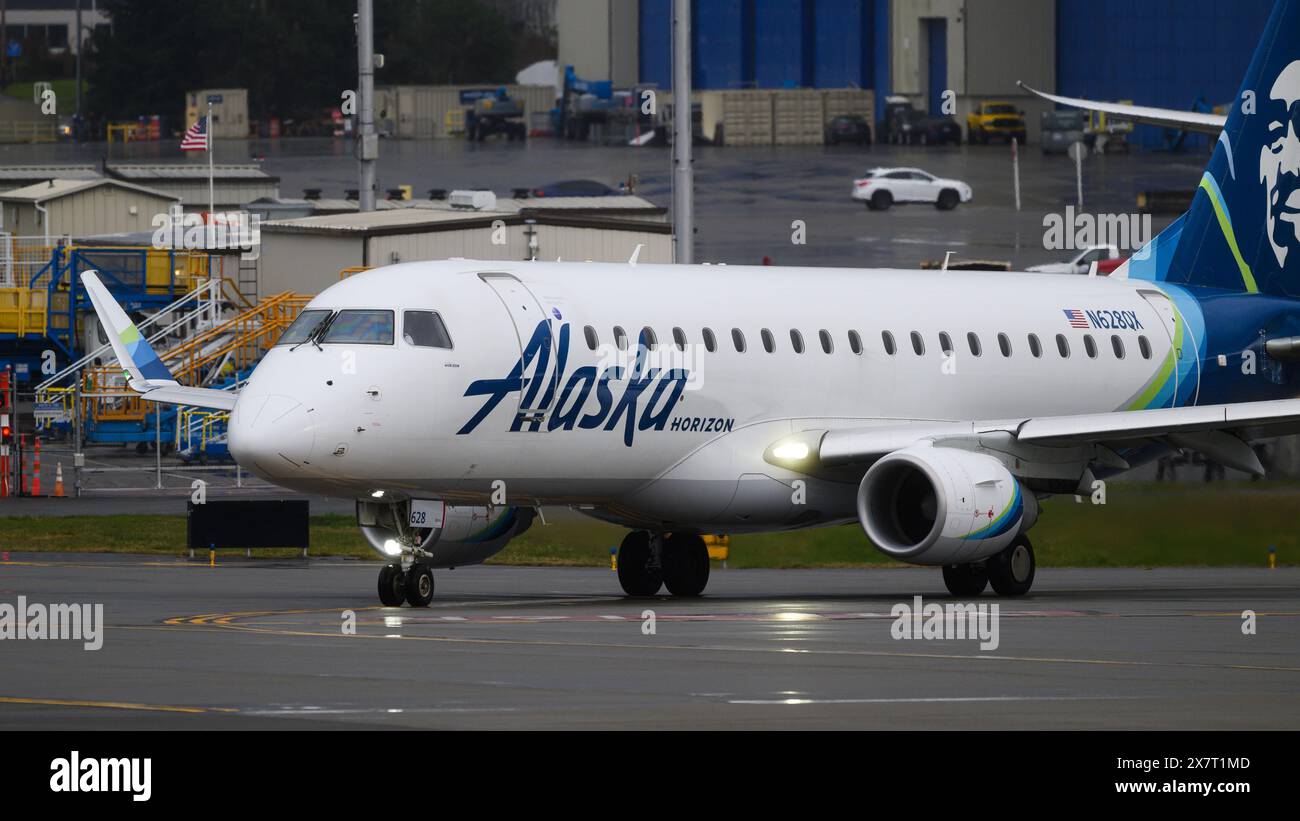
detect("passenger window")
[1028,333,1042,358]
[1111,335,1125,359]
[641,326,658,349]
[584,325,599,351]
[761,328,775,353]
[882,331,897,355]
[731,328,746,353]
[1056,334,1070,358]
[277,309,331,346]
[910,331,925,356]
[702,327,716,352]
[613,326,628,350]
[938,332,953,355]
[819,329,833,354]
[790,329,805,353]
[997,332,1011,357]
[321,309,394,345]
[672,327,687,350]
[403,311,453,348]
[848,330,862,355]
[1138,335,1152,359]
[1084,334,1098,358]
[967,332,982,357]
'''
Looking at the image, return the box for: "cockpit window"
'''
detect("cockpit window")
[320,309,394,345]
[403,310,453,349]
[277,309,331,346]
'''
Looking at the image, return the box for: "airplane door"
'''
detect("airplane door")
[479,272,560,420]
[1139,290,1180,407]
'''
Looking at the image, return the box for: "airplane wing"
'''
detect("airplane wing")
[795,399,1300,478]
[82,271,239,412]
[1017,82,1226,135]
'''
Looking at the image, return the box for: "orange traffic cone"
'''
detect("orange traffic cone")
[54,462,64,498]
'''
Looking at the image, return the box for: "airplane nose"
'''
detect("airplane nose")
[228,394,316,474]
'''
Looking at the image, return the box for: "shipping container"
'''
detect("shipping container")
[185,88,249,139]
[772,89,823,144]
[383,85,556,139]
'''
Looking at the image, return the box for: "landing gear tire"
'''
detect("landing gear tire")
[405,562,435,607]
[617,530,663,597]
[942,562,989,597]
[662,533,710,597]
[987,536,1035,596]
[378,563,406,607]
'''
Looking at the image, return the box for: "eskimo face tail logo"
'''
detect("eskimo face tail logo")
[457,320,690,447]
[1262,59,1300,272]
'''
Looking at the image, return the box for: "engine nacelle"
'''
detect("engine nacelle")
[857,444,1036,565]
[357,501,534,568]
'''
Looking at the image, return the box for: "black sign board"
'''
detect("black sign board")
[187,499,310,549]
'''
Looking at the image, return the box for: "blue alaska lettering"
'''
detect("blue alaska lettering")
[459,321,694,447]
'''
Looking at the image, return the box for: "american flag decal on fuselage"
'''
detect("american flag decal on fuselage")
[1063,309,1090,329]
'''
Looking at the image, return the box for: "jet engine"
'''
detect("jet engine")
[857,443,1036,565]
[357,500,535,567]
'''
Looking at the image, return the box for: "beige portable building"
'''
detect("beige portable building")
[257,207,672,297]
[0,179,179,240]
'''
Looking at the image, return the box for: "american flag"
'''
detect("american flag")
[181,116,208,151]
[1063,309,1090,329]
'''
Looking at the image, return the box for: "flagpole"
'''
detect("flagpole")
[207,99,215,216]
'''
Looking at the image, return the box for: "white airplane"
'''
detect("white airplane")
[84,0,1300,606]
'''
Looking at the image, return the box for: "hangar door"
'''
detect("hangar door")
[925,18,948,115]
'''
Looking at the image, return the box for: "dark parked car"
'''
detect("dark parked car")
[529,179,617,197]
[824,115,873,145]
[896,110,962,145]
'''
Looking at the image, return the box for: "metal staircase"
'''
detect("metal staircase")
[72,291,309,446]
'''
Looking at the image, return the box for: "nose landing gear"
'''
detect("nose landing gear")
[405,563,435,607]
[377,557,436,608]
[378,563,406,606]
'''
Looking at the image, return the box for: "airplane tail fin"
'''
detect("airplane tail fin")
[82,271,177,389]
[1127,0,1300,297]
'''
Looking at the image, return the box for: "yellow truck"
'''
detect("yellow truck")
[966,101,1027,145]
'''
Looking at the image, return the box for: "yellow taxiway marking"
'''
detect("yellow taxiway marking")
[158,606,1300,675]
[0,695,236,714]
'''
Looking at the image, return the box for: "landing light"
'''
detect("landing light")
[772,442,810,461]
[371,490,385,499]
[382,539,401,556]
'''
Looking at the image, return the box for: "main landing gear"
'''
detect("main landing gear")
[377,560,436,607]
[942,535,1036,597]
[617,530,711,597]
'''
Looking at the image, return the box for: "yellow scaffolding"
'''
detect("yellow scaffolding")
[82,291,311,424]
[0,287,48,336]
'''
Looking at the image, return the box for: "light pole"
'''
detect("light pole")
[357,0,378,212]
[671,0,694,264]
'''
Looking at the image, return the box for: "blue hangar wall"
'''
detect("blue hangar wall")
[1056,0,1275,148]
[638,0,1275,147]
[639,0,892,114]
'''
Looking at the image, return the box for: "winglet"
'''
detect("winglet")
[82,271,176,390]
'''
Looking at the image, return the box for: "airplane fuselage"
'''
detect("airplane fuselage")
[226,259,1298,532]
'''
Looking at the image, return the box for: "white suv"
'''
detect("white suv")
[852,167,973,211]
